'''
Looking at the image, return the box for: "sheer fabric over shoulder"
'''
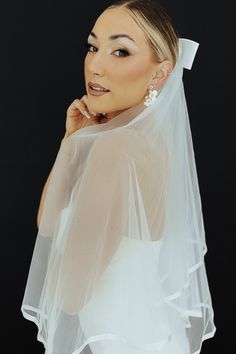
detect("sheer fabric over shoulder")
[21,39,216,354]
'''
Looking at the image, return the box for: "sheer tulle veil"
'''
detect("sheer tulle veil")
[21,38,216,354]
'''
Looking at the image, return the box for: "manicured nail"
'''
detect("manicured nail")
[83,110,91,119]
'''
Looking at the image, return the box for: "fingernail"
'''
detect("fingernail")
[83,110,91,119]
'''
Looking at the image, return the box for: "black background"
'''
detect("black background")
[1,0,234,353]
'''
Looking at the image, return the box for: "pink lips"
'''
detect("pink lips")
[88,82,110,96]
[88,82,109,90]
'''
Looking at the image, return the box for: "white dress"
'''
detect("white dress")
[77,234,190,354]
[21,205,191,354]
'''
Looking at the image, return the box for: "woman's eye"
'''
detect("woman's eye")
[114,49,130,57]
[84,42,129,57]
[84,42,97,52]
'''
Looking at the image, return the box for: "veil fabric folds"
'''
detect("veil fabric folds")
[21,38,216,354]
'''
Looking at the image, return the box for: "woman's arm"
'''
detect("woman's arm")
[36,95,98,229]
[36,131,69,228]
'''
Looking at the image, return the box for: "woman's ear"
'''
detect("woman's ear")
[151,60,173,88]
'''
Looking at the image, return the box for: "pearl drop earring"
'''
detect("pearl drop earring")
[144,84,158,107]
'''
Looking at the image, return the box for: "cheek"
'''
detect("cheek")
[84,56,89,75]
[112,59,150,100]
[84,55,151,110]
[113,58,150,90]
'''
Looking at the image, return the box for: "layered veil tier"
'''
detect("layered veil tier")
[21,38,216,354]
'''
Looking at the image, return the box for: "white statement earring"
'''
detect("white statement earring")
[144,84,158,107]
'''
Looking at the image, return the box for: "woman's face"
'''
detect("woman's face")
[84,7,159,119]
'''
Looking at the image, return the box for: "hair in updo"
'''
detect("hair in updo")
[108,0,179,67]
[96,0,179,124]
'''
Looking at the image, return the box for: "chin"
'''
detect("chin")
[87,100,112,114]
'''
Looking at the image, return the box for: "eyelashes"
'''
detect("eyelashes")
[84,41,130,58]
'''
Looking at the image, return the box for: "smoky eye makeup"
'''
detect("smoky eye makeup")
[84,41,131,57]
[84,41,95,51]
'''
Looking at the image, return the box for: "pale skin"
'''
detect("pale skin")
[37,7,173,227]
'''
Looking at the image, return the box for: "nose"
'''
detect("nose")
[85,50,106,76]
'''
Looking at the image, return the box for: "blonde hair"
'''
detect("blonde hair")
[107,0,179,68]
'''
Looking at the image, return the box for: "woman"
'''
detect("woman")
[21,1,216,353]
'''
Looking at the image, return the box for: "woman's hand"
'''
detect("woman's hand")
[65,95,99,137]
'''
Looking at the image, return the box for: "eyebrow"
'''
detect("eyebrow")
[89,31,136,44]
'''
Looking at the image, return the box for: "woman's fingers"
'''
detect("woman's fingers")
[64,95,100,137]
[80,95,97,118]
[67,96,97,120]
[67,98,86,117]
